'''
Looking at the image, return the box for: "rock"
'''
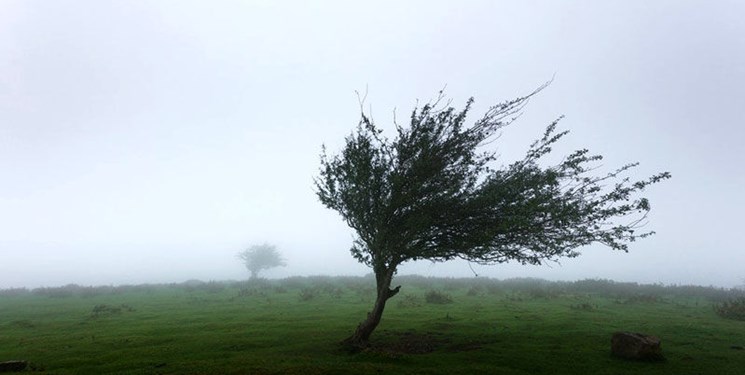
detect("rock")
[611,332,664,361]
[0,360,28,372]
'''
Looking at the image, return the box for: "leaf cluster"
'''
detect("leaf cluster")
[315,85,670,271]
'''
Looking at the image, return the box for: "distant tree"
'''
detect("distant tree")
[237,244,286,280]
[315,84,670,349]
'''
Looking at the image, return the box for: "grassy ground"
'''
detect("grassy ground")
[1,276,744,374]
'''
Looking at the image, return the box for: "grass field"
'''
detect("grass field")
[1,276,744,374]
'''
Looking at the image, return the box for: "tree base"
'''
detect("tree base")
[340,335,370,353]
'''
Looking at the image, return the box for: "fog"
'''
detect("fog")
[1,1,743,289]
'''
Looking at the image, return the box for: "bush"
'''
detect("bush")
[466,285,483,296]
[714,297,745,321]
[299,288,318,302]
[425,290,453,304]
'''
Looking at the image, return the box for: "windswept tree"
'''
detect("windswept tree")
[237,243,286,280]
[315,84,670,349]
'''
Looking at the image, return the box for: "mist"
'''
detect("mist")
[2,0,744,289]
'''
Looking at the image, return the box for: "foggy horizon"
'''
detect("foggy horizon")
[2,1,744,289]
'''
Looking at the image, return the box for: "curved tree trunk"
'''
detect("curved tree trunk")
[342,266,400,350]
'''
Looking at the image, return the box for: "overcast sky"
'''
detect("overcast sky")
[1,0,743,289]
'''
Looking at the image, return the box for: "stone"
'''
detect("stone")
[0,360,28,372]
[611,332,664,361]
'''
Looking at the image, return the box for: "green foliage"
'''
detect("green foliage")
[425,290,454,304]
[466,285,483,296]
[298,287,318,301]
[237,243,286,279]
[316,85,670,272]
[714,297,745,321]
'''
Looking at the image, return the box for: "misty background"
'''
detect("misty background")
[1,1,743,289]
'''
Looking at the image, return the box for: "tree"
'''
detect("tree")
[314,85,670,349]
[237,243,286,280]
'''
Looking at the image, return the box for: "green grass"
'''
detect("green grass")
[1,277,744,374]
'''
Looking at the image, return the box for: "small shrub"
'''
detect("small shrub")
[299,288,318,302]
[466,286,483,296]
[714,297,745,321]
[425,290,453,304]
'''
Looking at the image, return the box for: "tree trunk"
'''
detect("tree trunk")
[249,269,258,280]
[342,267,400,350]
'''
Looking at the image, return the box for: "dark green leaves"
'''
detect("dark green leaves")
[315,86,670,271]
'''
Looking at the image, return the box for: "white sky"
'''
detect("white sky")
[1,0,743,288]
